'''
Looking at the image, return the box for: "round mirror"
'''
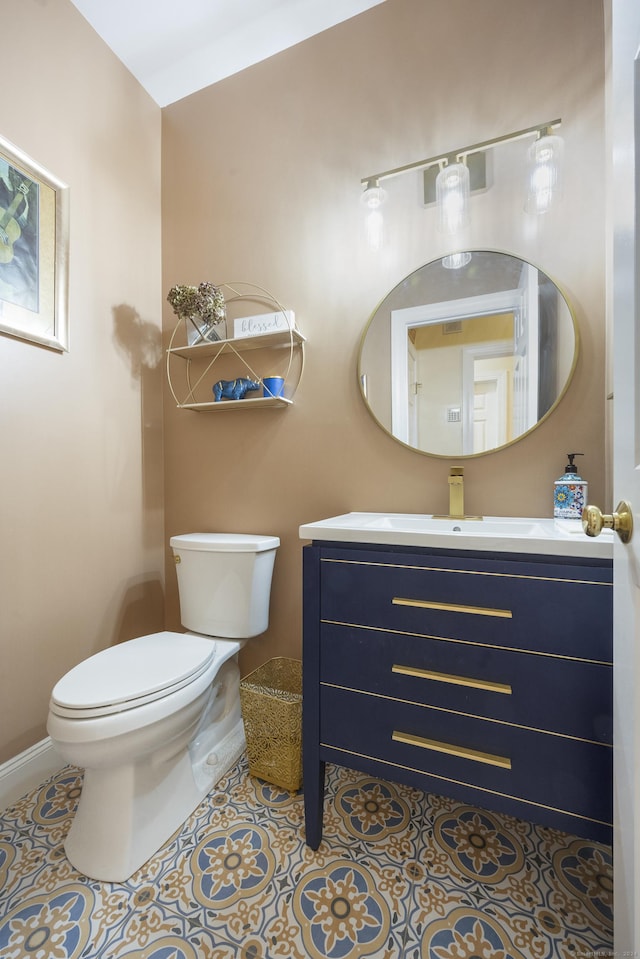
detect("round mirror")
[358,251,578,458]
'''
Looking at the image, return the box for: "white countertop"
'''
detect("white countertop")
[299,512,614,559]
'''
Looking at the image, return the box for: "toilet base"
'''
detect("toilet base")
[64,716,245,882]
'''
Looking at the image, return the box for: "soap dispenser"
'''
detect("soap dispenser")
[554,453,588,519]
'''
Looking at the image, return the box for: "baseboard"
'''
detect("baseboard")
[0,737,64,813]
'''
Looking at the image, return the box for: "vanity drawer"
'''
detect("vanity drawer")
[319,622,612,744]
[319,549,612,661]
[319,683,613,830]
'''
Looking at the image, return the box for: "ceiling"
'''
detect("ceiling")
[69,0,387,107]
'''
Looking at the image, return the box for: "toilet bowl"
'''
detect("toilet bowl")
[47,532,279,881]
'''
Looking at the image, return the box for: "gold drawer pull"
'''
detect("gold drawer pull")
[392,730,511,769]
[393,597,512,619]
[392,663,512,695]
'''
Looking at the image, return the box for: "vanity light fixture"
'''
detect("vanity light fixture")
[360,119,562,248]
[360,177,386,251]
[436,159,471,234]
[525,128,563,214]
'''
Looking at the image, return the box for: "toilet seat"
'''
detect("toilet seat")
[49,632,217,719]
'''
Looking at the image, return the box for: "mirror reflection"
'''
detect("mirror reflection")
[358,251,577,458]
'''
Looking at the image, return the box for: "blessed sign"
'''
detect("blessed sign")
[233,310,295,339]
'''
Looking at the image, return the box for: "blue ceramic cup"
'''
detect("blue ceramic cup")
[263,376,285,398]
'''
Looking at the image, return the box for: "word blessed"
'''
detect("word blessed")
[234,310,295,339]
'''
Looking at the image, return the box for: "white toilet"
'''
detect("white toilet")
[47,532,279,882]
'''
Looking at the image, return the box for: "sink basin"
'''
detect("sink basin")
[299,512,613,558]
[364,514,549,536]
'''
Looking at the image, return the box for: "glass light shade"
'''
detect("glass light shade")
[365,209,384,250]
[361,182,386,251]
[436,161,470,234]
[442,251,472,270]
[525,133,563,214]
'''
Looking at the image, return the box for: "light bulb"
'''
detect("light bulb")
[436,161,470,234]
[361,180,386,250]
[525,133,563,214]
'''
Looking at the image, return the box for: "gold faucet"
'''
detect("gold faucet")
[432,467,483,521]
[448,467,465,518]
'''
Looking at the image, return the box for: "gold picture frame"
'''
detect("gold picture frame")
[0,134,69,351]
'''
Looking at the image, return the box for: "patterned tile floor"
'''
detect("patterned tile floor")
[0,756,613,958]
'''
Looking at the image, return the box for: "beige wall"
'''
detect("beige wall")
[162,0,606,677]
[0,0,164,763]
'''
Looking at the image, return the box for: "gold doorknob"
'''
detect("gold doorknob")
[582,500,633,543]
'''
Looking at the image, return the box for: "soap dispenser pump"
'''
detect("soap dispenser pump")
[554,453,588,519]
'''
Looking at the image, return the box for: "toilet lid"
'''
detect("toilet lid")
[170,532,279,552]
[50,631,217,717]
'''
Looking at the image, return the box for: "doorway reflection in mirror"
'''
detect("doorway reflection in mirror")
[358,251,577,458]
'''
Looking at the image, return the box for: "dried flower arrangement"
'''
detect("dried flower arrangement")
[167,282,226,341]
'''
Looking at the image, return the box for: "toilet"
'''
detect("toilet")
[47,532,279,882]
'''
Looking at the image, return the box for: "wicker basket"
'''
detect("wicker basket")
[239,657,302,792]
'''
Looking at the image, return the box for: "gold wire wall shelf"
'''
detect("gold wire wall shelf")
[166,282,305,412]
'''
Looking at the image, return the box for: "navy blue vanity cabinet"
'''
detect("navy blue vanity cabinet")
[302,542,613,849]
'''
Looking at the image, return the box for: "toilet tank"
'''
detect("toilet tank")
[169,533,279,638]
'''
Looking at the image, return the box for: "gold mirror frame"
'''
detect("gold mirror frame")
[358,250,579,459]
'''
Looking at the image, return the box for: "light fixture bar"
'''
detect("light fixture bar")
[360,118,561,187]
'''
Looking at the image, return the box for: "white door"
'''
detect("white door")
[473,379,499,452]
[473,372,507,453]
[611,0,640,948]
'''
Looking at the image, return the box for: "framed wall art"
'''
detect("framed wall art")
[0,134,69,352]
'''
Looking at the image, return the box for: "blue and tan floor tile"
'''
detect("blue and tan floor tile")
[0,756,614,957]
